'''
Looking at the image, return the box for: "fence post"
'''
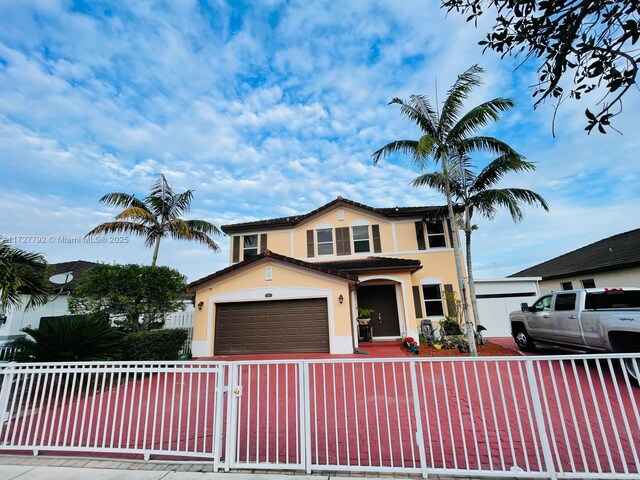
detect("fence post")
[525,359,557,480]
[408,361,428,479]
[301,361,312,473]
[224,362,238,472]
[212,363,226,472]
[0,362,16,424]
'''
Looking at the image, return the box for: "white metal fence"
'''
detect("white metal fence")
[163,310,194,355]
[1,354,639,479]
[0,346,17,362]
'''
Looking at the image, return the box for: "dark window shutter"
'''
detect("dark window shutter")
[415,221,426,250]
[306,229,314,257]
[444,284,456,317]
[232,236,240,263]
[336,227,351,256]
[260,233,267,253]
[446,219,454,248]
[412,286,423,319]
[372,224,382,253]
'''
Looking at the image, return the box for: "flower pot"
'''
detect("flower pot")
[358,318,370,325]
[434,344,442,350]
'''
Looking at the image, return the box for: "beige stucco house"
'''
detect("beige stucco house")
[188,197,463,356]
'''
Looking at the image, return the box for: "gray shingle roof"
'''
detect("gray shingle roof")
[221,197,444,234]
[317,256,422,272]
[510,228,640,280]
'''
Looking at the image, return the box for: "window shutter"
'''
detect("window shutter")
[444,284,456,317]
[372,224,382,253]
[232,236,240,263]
[445,219,454,248]
[260,233,267,253]
[415,221,427,250]
[336,227,351,256]
[306,230,315,257]
[412,286,423,319]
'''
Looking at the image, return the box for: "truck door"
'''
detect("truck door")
[525,294,552,338]
[548,292,582,345]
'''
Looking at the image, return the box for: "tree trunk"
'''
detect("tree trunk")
[464,208,481,340]
[151,236,161,267]
[443,167,478,356]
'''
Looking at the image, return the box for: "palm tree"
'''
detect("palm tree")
[373,65,520,356]
[0,239,51,311]
[87,174,221,266]
[413,153,549,331]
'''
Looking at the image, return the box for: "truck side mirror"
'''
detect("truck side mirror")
[520,302,530,312]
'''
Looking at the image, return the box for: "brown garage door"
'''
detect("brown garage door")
[214,298,329,355]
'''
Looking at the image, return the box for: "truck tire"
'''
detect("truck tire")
[623,358,640,387]
[513,326,535,352]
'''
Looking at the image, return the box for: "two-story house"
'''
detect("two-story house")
[188,197,463,356]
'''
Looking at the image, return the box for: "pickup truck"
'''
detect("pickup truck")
[510,287,640,383]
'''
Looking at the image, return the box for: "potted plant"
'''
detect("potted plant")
[357,307,374,325]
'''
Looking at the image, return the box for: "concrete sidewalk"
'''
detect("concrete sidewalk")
[0,456,522,480]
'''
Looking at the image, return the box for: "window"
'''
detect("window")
[352,225,370,253]
[243,235,258,258]
[561,281,573,291]
[585,290,640,309]
[316,228,334,255]
[422,284,445,316]
[581,278,596,288]
[555,293,577,311]
[426,221,447,248]
[532,295,552,312]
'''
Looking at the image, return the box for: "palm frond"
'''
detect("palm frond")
[185,230,221,252]
[167,219,193,240]
[372,140,419,164]
[471,154,535,193]
[447,98,516,142]
[0,239,51,311]
[170,190,194,218]
[185,219,222,236]
[115,206,157,224]
[438,65,484,135]
[390,97,438,137]
[86,221,151,237]
[456,136,519,157]
[98,192,146,210]
[472,188,549,222]
[411,172,448,192]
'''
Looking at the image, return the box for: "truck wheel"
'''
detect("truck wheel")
[623,358,640,387]
[514,328,535,352]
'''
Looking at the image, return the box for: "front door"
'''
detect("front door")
[357,285,401,337]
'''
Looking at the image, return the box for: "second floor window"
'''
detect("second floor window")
[427,221,446,248]
[316,228,334,255]
[352,225,370,253]
[243,235,258,258]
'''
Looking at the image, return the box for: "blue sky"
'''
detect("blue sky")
[1,0,639,282]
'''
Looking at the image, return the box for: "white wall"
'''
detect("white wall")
[474,278,541,337]
[539,267,640,294]
[0,294,70,344]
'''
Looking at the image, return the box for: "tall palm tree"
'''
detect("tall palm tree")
[87,174,221,266]
[413,153,549,331]
[0,239,51,311]
[373,65,520,356]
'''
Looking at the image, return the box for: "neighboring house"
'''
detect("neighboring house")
[510,228,640,294]
[188,196,464,356]
[0,260,98,344]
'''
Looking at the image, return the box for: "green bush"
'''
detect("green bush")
[122,328,189,361]
[440,316,464,336]
[9,314,122,362]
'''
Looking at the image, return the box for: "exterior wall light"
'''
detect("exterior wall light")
[338,294,344,304]
[197,301,204,310]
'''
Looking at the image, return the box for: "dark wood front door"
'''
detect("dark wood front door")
[357,285,400,337]
[215,298,329,355]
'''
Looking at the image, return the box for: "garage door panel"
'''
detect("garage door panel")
[215,298,329,354]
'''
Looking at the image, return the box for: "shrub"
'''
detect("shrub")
[9,314,122,362]
[122,329,188,361]
[440,316,463,336]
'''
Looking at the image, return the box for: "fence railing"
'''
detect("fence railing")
[0,354,639,479]
[0,346,17,362]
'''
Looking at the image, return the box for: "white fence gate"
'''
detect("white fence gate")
[1,354,639,479]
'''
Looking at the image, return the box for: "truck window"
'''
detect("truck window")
[585,291,640,309]
[533,295,552,311]
[554,293,577,311]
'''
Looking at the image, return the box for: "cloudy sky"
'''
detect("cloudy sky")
[1,0,639,282]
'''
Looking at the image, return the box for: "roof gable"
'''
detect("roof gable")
[510,228,640,280]
[221,196,444,234]
[187,250,357,291]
